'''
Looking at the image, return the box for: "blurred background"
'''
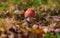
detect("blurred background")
[0,0,60,38]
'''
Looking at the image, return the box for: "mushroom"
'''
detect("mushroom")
[24,8,35,18]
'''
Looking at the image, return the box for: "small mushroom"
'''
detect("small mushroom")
[24,8,35,18]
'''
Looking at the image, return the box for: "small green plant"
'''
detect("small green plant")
[44,32,51,38]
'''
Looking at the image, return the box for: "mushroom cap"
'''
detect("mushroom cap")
[24,8,35,17]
